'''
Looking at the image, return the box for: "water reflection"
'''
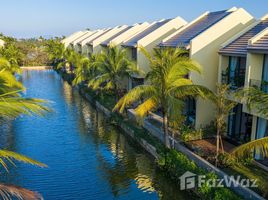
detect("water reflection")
[0,70,194,200]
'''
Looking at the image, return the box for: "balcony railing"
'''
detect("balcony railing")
[221,70,245,90]
[249,79,268,93]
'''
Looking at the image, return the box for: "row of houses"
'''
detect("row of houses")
[62,7,268,151]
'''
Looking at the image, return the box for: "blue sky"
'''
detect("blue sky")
[0,0,267,38]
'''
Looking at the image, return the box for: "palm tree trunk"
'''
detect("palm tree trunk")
[216,127,220,167]
[162,112,170,148]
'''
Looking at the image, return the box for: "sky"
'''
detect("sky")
[0,0,267,38]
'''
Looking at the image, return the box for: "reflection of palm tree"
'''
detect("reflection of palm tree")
[94,132,137,197]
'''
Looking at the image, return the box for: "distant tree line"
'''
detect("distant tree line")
[0,33,63,66]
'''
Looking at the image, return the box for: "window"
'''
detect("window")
[227,104,252,143]
[184,98,196,126]
[262,54,268,93]
[131,77,144,88]
[228,56,246,89]
[256,117,268,139]
[255,117,268,159]
[131,48,137,60]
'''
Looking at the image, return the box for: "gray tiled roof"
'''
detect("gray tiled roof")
[122,19,172,47]
[159,10,231,47]
[219,18,268,55]
[248,33,268,52]
[101,26,132,46]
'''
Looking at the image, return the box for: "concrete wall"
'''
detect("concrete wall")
[191,8,254,128]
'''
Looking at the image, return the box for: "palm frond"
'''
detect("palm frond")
[0,183,43,200]
[135,97,158,119]
[231,137,268,158]
[0,149,47,171]
[113,85,156,113]
[0,97,52,119]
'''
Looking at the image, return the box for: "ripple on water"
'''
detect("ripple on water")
[0,70,194,200]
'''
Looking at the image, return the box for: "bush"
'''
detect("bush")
[180,127,203,142]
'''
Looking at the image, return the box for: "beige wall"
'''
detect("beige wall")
[191,9,254,129]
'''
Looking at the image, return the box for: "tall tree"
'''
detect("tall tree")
[113,47,210,148]
[208,84,238,166]
[88,46,138,100]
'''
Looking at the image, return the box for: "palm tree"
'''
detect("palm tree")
[44,39,65,67]
[230,136,268,159]
[238,86,268,117]
[0,57,21,74]
[208,84,238,166]
[113,47,211,148]
[72,54,99,86]
[88,46,138,100]
[0,70,50,118]
[0,150,46,200]
[0,58,51,199]
[229,86,268,160]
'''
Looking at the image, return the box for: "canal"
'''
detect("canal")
[0,70,193,200]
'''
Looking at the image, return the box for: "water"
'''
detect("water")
[0,70,193,200]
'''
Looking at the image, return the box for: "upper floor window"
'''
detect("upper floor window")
[227,56,246,89]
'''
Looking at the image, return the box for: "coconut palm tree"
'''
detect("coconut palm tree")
[44,39,65,67]
[0,150,47,200]
[88,46,138,100]
[238,86,268,117]
[230,136,268,159]
[0,58,50,199]
[0,57,20,74]
[208,84,238,166]
[72,54,99,86]
[228,86,268,160]
[0,70,50,118]
[113,47,211,148]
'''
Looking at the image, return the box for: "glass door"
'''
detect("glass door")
[262,54,268,93]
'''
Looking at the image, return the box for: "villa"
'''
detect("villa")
[77,29,109,57]
[120,17,187,89]
[70,31,98,54]
[159,7,254,129]
[61,30,90,48]
[100,22,150,49]
[219,14,268,150]
[83,25,130,55]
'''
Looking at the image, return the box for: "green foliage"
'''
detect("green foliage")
[0,33,54,66]
[159,150,241,199]
[88,46,138,96]
[0,70,51,119]
[201,120,217,137]
[180,126,203,142]
[231,136,268,159]
[236,86,268,118]
[114,47,213,147]
[44,38,65,67]
[217,153,236,167]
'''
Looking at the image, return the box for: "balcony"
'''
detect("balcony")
[249,79,268,93]
[221,70,245,90]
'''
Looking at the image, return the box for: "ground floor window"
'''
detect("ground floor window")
[256,117,268,139]
[183,98,196,126]
[255,117,268,160]
[227,104,252,144]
